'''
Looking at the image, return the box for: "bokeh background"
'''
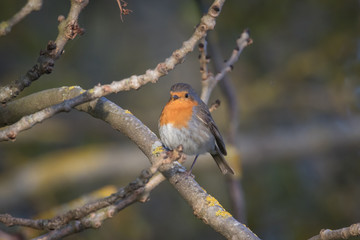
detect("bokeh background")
[1,0,360,239]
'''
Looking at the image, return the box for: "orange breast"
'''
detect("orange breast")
[160,99,197,128]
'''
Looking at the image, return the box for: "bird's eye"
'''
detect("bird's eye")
[185,93,189,98]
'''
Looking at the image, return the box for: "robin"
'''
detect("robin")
[159,83,235,175]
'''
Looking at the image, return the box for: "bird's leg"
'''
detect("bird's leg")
[187,154,199,175]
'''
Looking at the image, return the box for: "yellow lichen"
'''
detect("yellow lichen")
[206,194,233,219]
[152,145,165,156]
[206,195,219,207]
[67,86,85,94]
[124,109,133,115]
[215,209,232,218]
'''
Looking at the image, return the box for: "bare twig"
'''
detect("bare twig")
[33,188,143,240]
[209,99,221,112]
[214,29,252,82]
[0,0,225,141]
[0,0,43,37]
[115,0,132,21]
[0,0,88,104]
[308,223,360,240]
[198,37,210,80]
[200,29,252,103]
[0,166,154,230]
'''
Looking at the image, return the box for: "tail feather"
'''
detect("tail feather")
[211,153,235,175]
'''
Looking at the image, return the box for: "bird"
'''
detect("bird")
[158,83,234,175]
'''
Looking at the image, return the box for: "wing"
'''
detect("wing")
[195,102,227,156]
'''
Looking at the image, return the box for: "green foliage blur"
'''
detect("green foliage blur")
[0,0,359,239]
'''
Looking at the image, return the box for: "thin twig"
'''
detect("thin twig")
[0,166,154,230]
[198,37,210,80]
[115,0,132,22]
[33,189,143,240]
[200,29,252,103]
[308,223,360,240]
[214,29,252,82]
[209,99,221,112]
[0,0,43,37]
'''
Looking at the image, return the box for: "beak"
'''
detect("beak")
[172,94,179,100]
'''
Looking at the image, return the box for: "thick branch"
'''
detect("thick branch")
[0,0,43,37]
[160,165,259,240]
[0,0,88,104]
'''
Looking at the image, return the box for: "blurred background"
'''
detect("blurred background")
[0,0,360,239]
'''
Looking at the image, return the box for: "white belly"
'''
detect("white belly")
[159,123,215,155]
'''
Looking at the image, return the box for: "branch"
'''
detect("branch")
[198,37,210,80]
[115,0,132,21]
[0,0,225,141]
[160,164,259,240]
[33,149,186,240]
[33,189,143,240]
[308,223,360,240]
[0,169,150,230]
[0,0,88,104]
[0,154,173,239]
[200,29,252,103]
[209,99,221,112]
[0,0,43,37]
[0,86,260,239]
[79,86,259,239]
[92,83,259,239]
[206,28,247,222]
[196,27,251,222]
